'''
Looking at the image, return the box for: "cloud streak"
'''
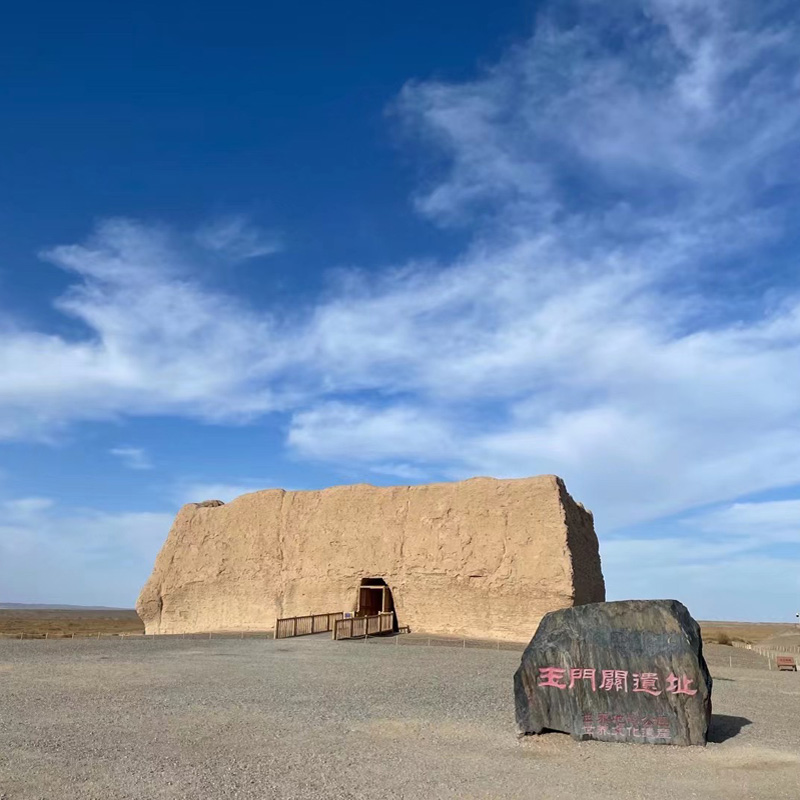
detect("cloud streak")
[110,447,152,471]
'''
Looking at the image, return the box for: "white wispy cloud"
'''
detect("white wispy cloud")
[288,402,456,464]
[0,218,286,441]
[686,499,800,544]
[396,0,800,239]
[194,216,281,261]
[109,446,152,470]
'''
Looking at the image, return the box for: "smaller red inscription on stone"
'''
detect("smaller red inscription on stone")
[596,713,610,735]
[655,715,671,739]
[582,713,594,734]
[666,673,698,696]
[569,668,597,691]
[537,667,567,689]
[625,714,641,737]
[612,715,626,736]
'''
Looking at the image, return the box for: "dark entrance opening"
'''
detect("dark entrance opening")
[356,578,396,629]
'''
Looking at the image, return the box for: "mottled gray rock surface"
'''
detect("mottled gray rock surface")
[514,599,712,746]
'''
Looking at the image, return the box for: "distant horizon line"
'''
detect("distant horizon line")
[0,602,132,611]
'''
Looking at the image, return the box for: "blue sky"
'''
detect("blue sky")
[1,0,799,621]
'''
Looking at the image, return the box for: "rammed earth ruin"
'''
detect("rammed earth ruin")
[137,475,605,641]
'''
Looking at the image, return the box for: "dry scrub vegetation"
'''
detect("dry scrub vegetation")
[699,621,794,646]
[0,609,144,638]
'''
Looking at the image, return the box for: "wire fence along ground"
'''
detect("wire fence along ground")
[731,640,800,670]
[1,632,792,670]
[0,629,524,649]
[734,642,800,655]
[361,633,526,651]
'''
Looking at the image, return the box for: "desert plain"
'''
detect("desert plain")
[0,615,798,800]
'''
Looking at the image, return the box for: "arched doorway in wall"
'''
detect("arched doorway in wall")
[356,577,396,629]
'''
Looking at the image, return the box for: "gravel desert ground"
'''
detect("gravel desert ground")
[0,635,798,800]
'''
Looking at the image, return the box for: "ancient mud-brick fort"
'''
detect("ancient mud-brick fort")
[137,475,605,642]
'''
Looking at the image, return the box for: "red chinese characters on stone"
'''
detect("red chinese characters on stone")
[632,672,662,695]
[569,668,597,691]
[534,666,697,697]
[599,669,628,692]
[666,672,698,695]
[537,667,567,689]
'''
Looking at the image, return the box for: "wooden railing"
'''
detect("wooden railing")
[274,612,344,639]
[333,612,395,640]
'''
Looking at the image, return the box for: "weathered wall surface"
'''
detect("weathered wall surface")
[136,475,605,642]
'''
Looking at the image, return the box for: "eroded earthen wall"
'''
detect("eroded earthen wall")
[136,475,605,642]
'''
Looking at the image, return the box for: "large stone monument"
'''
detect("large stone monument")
[137,475,605,641]
[514,599,712,746]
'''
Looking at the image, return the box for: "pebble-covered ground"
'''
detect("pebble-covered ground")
[0,635,798,799]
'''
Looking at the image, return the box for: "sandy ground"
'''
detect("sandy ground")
[0,635,798,800]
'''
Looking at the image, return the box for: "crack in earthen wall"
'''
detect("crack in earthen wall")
[277,489,288,619]
[395,487,412,615]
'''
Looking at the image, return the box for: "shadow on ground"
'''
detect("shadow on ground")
[708,714,752,743]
